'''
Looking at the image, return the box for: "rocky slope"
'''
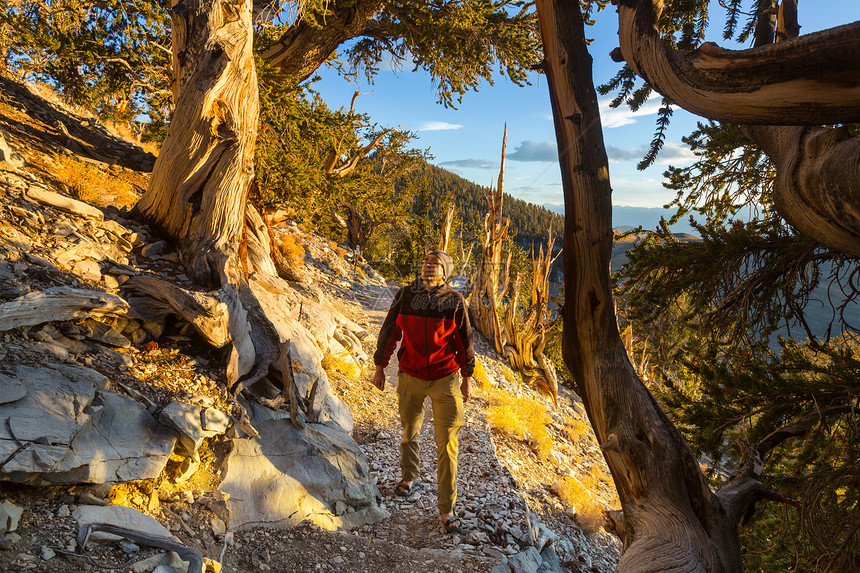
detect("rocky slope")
[0,75,620,572]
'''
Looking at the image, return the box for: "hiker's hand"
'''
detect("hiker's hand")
[371,366,385,391]
[460,376,472,402]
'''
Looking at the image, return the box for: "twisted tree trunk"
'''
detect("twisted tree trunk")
[129,0,283,399]
[502,228,560,403]
[536,0,745,570]
[133,0,259,288]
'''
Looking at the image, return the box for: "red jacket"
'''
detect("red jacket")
[374,279,475,381]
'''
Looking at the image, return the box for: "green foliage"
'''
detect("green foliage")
[254,61,426,251]
[0,0,171,126]
[283,0,542,108]
[395,162,562,253]
[653,339,860,572]
[615,114,860,569]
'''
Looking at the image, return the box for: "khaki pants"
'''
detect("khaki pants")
[397,370,464,514]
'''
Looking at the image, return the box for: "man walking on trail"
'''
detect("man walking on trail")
[371,250,475,534]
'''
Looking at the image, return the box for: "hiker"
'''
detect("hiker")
[371,250,475,534]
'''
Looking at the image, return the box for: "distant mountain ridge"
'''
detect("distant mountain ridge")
[544,203,699,234]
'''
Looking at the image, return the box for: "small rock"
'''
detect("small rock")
[141,241,167,257]
[117,540,139,553]
[0,534,18,551]
[73,259,103,282]
[78,492,110,506]
[40,545,55,560]
[329,556,344,565]
[0,501,23,534]
[56,505,70,517]
[103,275,120,289]
[211,517,227,536]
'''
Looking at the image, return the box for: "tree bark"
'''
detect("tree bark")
[614,0,860,125]
[536,0,744,570]
[133,0,259,288]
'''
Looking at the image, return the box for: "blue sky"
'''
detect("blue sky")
[312,1,859,210]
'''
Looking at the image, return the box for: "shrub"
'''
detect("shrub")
[279,233,305,268]
[473,359,492,391]
[322,352,361,379]
[563,418,591,444]
[500,365,520,386]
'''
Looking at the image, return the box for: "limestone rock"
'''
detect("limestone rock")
[72,505,176,542]
[158,401,229,457]
[0,128,25,170]
[0,501,23,534]
[0,380,26,404]
[508,546,542,573]
[219,400,387,532]
[83,318,131,348]
[0,364,176,484]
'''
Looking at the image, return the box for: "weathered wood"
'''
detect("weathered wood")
[502,227,559,403]
[615,0,860,258]
[26,186,104,220]
[77,522,204,573]
[536,0,744,570]
[0,287,130,332]
[469,125,510,354]
[437,203,455,253]
[125,275,232,347]
[279,340,302,429]
[245,204,278,276]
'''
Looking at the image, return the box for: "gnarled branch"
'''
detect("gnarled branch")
[615,0,860,125]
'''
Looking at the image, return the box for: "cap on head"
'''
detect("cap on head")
[427,250,454,279]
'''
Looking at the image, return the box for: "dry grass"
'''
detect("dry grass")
[485,386,554,460]
[556,475,606,534]
[53,155,138,208]
[322,352,361,379]
[562,418,592,444]
[473,358,492,391]
[500,365,520,386]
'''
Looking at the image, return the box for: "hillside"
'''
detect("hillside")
[0,76,621,572]
[397,163,563,251]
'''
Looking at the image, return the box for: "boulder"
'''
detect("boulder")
[508,546,542,573]
[73,505,176,542]
[0,501,23,534]
[0,364,176,484]
[219,400,387,532]
[159,401,230,457]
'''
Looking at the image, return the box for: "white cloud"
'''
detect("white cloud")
[655,141,696,165]
[605,141,696,165]
[640,177,657,183]
[438,158,497,169]
[417,121,463,131]
[507,140,558,162]
[599,97,664,128]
